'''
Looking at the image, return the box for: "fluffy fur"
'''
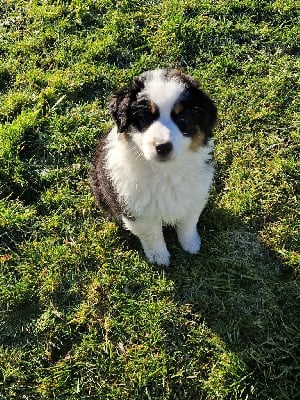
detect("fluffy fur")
[90,69,217,266]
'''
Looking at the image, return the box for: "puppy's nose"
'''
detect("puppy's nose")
[155,142,173,157]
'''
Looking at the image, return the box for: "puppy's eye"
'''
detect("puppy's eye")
[175,113,184,121]
[142,112,155,124]
[173,112,185,122]
[131,110,157,131]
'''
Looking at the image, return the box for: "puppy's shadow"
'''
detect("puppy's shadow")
[160,204,299,398]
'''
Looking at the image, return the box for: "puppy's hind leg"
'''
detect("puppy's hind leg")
[123,217,170,266]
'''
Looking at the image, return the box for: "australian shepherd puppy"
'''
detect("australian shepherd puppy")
[90,69,217,266]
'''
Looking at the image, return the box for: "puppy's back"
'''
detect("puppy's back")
[90,134,127,220]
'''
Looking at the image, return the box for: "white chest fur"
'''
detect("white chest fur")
[105,128,214,224]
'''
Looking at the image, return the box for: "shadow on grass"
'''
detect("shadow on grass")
[159,204,299,399]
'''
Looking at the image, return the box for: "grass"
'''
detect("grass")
[0,0,299,398]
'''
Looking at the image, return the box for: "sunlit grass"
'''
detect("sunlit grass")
[0,0,299,399]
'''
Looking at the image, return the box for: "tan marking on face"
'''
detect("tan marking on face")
[189,128,206,151]
[173,102,184,116]
[119,132,131,141]
[149,100,158,115]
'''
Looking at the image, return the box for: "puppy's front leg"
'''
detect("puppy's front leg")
[123,217,170,266]
[176,213,201,255]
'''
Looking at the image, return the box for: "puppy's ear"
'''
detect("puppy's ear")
[109,87,133,133]
[109,77,145,133]
[184,78,217,137]
[193,87,217,137]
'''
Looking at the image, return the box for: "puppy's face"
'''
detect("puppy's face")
[110,69,217,162]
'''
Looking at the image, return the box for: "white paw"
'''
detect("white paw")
[144,247,170,266]
[178,232,201,254]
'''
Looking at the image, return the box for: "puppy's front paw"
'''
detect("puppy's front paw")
[144,247,170,266]
[178,231,201,254]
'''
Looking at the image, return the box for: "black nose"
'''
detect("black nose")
[155,142,173,157]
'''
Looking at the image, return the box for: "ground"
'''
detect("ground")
[0,0,299,399]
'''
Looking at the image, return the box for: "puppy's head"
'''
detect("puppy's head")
[109,69,217,161]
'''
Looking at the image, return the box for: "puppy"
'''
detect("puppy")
[90,69,217,266]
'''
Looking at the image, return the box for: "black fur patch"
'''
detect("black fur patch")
[171,86,217,144]
[90,134,134,220]
[130,98,160,131]
[109,76,146,133]
[163,70,217,143]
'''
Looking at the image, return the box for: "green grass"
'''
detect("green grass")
[0,0,299,399]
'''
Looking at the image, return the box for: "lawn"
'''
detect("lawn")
[0,0,299,399]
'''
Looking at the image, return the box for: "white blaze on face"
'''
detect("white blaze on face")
[142,70,185,117]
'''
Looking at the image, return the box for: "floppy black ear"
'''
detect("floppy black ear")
[184,83,217,137]
[109,87,133,133]
[194,87,217,137]
[109,76,145,133]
